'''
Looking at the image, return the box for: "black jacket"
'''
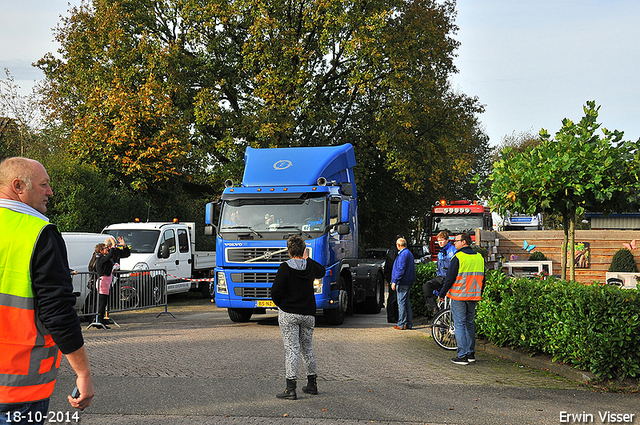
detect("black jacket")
[271,258,325,316]
[383,246,398,283]
[32,225,84,355]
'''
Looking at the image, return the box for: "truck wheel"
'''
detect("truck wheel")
[201,281,215,299]
[324,277,348,325]
[228,308,253,322]
[363,274,384,314]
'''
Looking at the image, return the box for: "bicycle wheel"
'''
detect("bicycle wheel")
[431,308,457,350]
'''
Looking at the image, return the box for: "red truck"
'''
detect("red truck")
[428,199,492,261]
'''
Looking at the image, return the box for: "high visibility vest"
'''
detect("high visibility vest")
[0,208,62,404]
[448,250,484,301]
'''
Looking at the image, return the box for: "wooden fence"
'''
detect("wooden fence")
[476,230,640,284]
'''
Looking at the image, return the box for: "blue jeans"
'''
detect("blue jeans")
[450,299,477,358]
[0,400,50,425]
[396,285,412,328]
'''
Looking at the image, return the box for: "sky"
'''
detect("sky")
[2,0,640,146]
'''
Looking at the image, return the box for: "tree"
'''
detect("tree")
[0,69,47,159]
[486,101,640,280]
[37,0,490,246]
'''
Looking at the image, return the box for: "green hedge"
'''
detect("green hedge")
[476,271,640,380]
[410,262,437,317]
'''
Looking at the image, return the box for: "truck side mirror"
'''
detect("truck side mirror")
[337,224,351,235]
[340,200,350,223]
[340,183,353,197]
[205,202,215,225]
[158,244,170,259]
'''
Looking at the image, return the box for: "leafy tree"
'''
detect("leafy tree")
[37,0,490,247]
[486,101,640,280]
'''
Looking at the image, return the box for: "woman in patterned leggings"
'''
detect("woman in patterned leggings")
[271,235,326,400]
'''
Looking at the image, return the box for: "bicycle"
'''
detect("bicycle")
[431,296,457,350]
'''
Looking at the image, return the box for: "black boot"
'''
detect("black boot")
[276,379,297,400]
[97,294,110,329]
[302,374,318,395]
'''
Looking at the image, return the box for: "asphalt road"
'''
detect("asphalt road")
[48,297,639,424]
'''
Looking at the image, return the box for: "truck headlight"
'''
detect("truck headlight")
[217,272,228,295]
[133,262,149,271]
[313,278,323,294]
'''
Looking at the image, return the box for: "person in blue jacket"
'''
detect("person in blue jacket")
[390,237,415,330]
[422,231,457,314]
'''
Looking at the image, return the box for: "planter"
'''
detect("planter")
[605,272,638,289]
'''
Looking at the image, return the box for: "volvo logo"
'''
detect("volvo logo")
[273,160,292,170]
[263,251,272,259]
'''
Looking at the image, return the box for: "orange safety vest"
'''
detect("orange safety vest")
[447,250,484,301]
[0,208,62,404]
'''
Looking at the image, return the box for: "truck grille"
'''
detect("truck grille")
[234,287,272,298]
[230,272,276,283]
[227,247,289,263]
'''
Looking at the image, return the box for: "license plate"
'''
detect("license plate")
[256,300,276,308]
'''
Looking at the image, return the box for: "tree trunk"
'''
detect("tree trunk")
[561,214,568,280]
[569,210,576,281]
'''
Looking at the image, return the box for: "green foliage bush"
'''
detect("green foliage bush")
[471,244,489,259]
[608,248,638,272]
[410,262,436,317]
[528,251,547,261]
[476,272,640,380]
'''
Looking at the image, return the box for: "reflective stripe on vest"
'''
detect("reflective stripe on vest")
[448,251,484,301]
[0,207,61,404]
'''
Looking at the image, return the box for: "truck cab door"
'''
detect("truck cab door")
[174,228,192,279]
[155,229,177,280]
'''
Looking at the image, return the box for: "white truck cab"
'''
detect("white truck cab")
[102,221,215,296]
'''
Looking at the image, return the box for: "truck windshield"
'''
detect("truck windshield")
[220,196,326,234]
[432,216,484,234]
[103,229,160,254]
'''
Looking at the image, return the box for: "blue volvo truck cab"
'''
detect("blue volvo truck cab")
[205,144,384,325]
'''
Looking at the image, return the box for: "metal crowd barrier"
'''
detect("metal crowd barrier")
[75,269,172,329]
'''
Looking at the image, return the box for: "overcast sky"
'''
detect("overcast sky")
[2,0,640,146]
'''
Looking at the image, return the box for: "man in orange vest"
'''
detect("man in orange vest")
[438,232,485,365]
[0,157,94,423]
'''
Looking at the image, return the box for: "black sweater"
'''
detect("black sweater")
[271,258,325,316]
[31,225,84,355]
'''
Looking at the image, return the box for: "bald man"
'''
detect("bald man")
[0,157,94,422]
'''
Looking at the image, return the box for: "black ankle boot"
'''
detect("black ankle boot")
[97,294,110,328]
[302,374,318,395]
[276,379,297,400]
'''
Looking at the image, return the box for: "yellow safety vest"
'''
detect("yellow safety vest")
[0,208,61,404]
[448,250,484,301]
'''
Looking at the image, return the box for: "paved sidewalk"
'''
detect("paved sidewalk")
[409,316,598,385]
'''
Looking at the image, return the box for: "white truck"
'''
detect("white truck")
[101,221,216,299]
[61,232,110,313]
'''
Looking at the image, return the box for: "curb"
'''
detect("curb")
[474,339,596,384]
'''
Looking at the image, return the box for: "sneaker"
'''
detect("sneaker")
[450,356,469,365]
[467,353,476,363]
[393,325,405,330]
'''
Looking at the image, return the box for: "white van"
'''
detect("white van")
[61,232,109,311]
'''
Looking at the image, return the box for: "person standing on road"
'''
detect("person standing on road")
[0,157,94,422]
[438,232,485,365]
[383,235,403,324]
[422,231,456,315]
[390,237,415,330]
[96,236,130,326]
[271,235,326,400]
